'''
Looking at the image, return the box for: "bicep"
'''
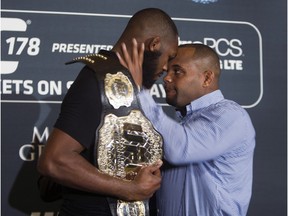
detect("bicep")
[44,128,85,157]
[38,128,85,173]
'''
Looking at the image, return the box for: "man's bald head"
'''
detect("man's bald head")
[180,43,221,80]
[114,8,179,89]
[124,8,178,41]
[114,8,178,51]
[184,43,221,92]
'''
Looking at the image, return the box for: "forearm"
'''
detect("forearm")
[37,129,137,201]
[138,90,245,164]
[39,151,134,200]
[138,90,190,163]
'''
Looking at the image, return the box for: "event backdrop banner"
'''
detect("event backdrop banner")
[1,1,287,216]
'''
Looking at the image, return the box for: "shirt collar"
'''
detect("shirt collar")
[176,90,224,118]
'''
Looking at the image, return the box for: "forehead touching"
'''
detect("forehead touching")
[169,46,196,67]
[162,35,178,60]
[168,40,178,59]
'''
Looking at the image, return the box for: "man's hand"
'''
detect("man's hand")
[116,38,144,89]
[122,160,163,201]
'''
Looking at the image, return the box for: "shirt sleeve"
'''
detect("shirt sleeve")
[138,89,255,165]
[54,66,102,149]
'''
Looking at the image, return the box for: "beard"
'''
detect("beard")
[165,97,176,107]
[142,50,162,89]
[164,87,177,107]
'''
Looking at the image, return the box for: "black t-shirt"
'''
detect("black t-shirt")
[55,65,111,216]
[55,65,102,151]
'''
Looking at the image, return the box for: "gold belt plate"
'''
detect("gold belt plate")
[104,72,134,109]
[97,110,163,179]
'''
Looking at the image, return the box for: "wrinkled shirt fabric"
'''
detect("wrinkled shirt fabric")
[138,89,256,216]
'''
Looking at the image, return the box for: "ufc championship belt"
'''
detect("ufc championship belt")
[67,51,163,216]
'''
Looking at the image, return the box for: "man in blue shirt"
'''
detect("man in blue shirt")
[118,43,256,216]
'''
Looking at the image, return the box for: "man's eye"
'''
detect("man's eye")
[175,70,181,75]
[168,56,175,62]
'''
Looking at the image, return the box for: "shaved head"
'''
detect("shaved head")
[113,8,179,89]
[180,43,221,79]
[123,8,178,42]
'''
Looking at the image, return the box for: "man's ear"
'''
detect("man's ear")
[202,70,214,87]
[145,36,161,52]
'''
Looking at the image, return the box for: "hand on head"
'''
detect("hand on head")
[116,38,144,89]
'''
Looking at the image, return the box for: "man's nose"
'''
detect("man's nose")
[164,73,172,83]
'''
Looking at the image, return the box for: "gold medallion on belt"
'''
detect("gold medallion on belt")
[104,72,134,109]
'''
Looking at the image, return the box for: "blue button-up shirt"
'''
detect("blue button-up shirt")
[138,89,256,216]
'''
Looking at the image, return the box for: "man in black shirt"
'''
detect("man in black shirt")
[37,8,178,216]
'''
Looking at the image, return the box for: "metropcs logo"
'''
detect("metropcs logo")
[179,37,243,71]
[1,17,41,74]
